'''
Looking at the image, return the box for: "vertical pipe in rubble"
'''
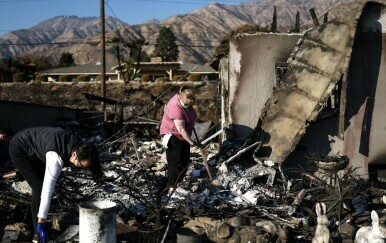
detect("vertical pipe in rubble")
[79,201,116,243]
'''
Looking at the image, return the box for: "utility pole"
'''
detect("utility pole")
[309,8,320,27]
[270,6,277,33]
[100,0,107,121]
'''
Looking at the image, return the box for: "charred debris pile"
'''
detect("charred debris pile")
[0,123,386,242]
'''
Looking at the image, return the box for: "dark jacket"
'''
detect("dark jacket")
[9,127,82,166]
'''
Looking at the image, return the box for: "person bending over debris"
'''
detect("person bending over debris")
[8,126,103,243]
[160,87,199,195]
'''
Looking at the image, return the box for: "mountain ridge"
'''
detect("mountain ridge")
[0,0,367,65]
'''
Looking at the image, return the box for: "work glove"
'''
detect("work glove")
[193,140,203,148]
[36,222,49,243]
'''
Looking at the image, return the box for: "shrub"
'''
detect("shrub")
[95,75,101,81]
[151,81,173,97]
[59,75,71,82]
[141,74,151,82]
[188,74,201,82]
[173,75,185,81]
[77,75,89,82]
[12,72,28,83]
[155,77,168,82]
[35,74,47,83]
[0,70,12,83]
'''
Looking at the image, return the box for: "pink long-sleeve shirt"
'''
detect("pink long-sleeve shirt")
[160,94,197,141]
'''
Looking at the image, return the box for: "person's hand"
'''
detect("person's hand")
[36,222,49,243]
[193,140,203,148]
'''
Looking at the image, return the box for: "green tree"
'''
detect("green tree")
[0,58,13,82]
[108,37,150,82]
[213,24,268,59]
[12,56,36,81]
[126,39,149,80]
[108,36,127,82]
[12,72,29,83]
[153,27,179,61]
[20,53,53,71]
[58,52,75,67]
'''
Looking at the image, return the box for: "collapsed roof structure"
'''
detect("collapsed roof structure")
[220,0,386,180]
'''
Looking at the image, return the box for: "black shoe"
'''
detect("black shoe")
[32,234,38,243]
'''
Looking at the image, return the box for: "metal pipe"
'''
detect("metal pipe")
[201,128,224,145]
[79,201,116,243]
[193,127,213,181]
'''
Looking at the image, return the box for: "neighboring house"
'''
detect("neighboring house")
[112,61,218,81]
[41,62,119,82]
[41,61,218,82]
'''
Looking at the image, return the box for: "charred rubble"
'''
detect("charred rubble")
[0,123,385,243]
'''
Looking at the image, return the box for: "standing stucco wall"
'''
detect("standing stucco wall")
[342,2,386,178]
[228,33,301,138]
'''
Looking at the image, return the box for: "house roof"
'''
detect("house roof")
[42,61,218,76]
[180,62,218,74]
[42,62,118,75]
[111,61,218,74]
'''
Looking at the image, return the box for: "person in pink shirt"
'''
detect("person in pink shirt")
[160,87,198,194]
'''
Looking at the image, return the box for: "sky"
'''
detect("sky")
[0,0,251,35]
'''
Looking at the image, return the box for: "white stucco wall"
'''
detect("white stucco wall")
[227,33,301,138]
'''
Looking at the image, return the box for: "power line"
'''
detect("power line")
[104,0,120,21]
[0,24,234,39]
[0,41,219,48]
[0,37,224,43]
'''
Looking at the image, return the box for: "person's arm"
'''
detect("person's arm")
[37,151,64,223]
[174,119,194,145]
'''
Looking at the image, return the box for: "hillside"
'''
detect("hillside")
[0,0,366,65]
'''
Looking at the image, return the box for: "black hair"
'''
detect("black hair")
[75,143,103,181]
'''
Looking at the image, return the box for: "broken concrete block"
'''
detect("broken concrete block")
[54,225,79,242]
[12,181,32,195]
[255,220,277,238]
[0,230,20,242]
[339,223,355,239]
[216,221,231,239]
[176,226,205,243]
[184,217,215,230]
[226,227,241,243]
[238,226,261,242]
[225,216,249,227]
[184,216,219,239]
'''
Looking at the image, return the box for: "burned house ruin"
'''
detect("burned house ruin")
[1,1,386,242]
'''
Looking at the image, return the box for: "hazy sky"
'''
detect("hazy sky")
[0,0,250,35]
